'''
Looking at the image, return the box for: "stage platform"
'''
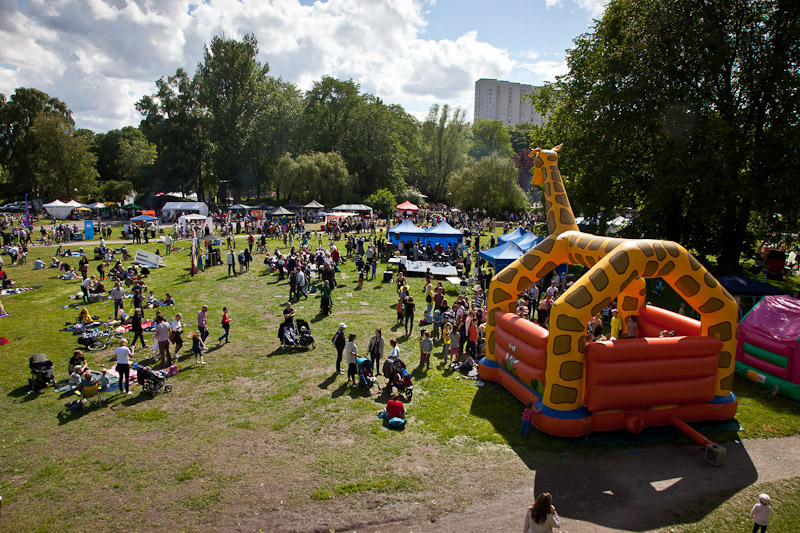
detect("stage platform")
[399,260,459,278]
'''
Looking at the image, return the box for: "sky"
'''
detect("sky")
[0,0,609,133]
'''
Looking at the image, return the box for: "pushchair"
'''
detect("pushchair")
[28,353,55,394]
[279,320,315,351]
[296,319,316,349]
[357,357,377,390]
[136,364,172,396]
[383,357,413,401]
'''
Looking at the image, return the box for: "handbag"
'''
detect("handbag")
[169,331,176,343]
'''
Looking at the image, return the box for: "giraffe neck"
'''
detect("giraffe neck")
[540,157,579,235]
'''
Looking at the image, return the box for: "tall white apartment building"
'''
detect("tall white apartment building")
[474,78,544,126]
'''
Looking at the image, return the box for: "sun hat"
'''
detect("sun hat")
[759,493,770,504]
[339,322,347,329]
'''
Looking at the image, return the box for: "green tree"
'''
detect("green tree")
[535,0,800,273]
[274,152,353,205]
[137,68,209,199]
[28,112,98,198]
[94,127,156,189]
[470,119,513,159]
[508,123,536,153]
[197,34,268,202]
[0,88,73,197]
[419,104,470,202]
[448,155,526,217]
[364,188,397,218]
[99,180,134,203]
[301,76,361,155]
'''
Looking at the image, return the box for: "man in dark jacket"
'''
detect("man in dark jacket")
[332,322,347,374]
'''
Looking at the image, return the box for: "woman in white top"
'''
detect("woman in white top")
[523,492,560,533]
[345,333,359,385]
[115,338,133,395]
[171,313,184,354]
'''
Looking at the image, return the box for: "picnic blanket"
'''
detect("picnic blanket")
[1,286,40,296]
[0,313,8,319]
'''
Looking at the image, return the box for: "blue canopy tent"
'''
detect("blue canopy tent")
[425,221,463,247]
[514,233,543,251]
[389,219,426,244]
[498,227,528,244]
[130,214,157,222]
[479,241,526,273]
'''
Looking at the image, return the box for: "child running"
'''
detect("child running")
[219,307,231,343]
[190,331,207,365]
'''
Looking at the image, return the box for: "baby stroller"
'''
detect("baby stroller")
[279,320,301,351]
[28,353,55,394]
[136,364,172,396]
[383,357,413,401]
[357,357,377,390]
[296,319,316,349]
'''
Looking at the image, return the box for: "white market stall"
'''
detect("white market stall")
[161,201,209,220]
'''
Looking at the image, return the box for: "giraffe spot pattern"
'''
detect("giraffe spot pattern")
[708,322,733,342]
[552,180,565,194]
[550,384,578,404]
[543,181,551,197]
[639,287,647,296]
[578,335,587,353]
[554,194,569,207]
[719,350,732,368]
[609,250,630,275]
[689,256,702,271]
[547,154,557,162]
[619,270,639,292]
[605,239,624,252]
[658,261,676,277]
[663,242,680,257]
[585,256,597,266]
[574,253,585,265]
[492,287,513,304]
[560,361,584,381]
[553,315,583,333]
[552,335,572,355]
[517,276,533,293]
[487,331,495,355]
[487,309,498,326]
[643,260,659,278]
[636,242,655,257]
[564,286,593,309]
[588,238,605,251]
[560,210,575,226]
[520,253,541,270]
[721,287,735,301]
[537,238,555,254]
[569,235,578,246]
[704,272,718,288]
[675,275,701,297]
[568,254,576,265]
[577,236,592,249]
[622,296,640,311]
[653,242,666,261]
[536,261,558,279]
[496,267,518,284]
[589,269,609,291]
[592,297,611,317]
[547,212,556,234]
[699,298,725,314]
[534,155,544,168]
[720,375,734,391]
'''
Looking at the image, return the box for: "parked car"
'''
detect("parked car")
[0,201,25,212]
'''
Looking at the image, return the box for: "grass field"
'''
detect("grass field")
[0,226,799,532]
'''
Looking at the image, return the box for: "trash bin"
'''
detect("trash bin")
[383,271,393,283]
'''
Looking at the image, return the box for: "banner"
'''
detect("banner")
[84,220,95,241]
[134,249,166,268]
[190,237,197,276]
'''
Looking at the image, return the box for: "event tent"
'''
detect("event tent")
[479,241,526,273]
[63,200,86,208]
[513,233,543,251]
[271,207,294,216]
[43,200,74,219]
[303,200,324,209]
[425,221,463,247]
[498,227,528,244]
[388,219,426,244]
[87,202,109,210]
[130,214,158,222]
[161,201,209,218]
[332,204,373,215]
[227,204,252,211]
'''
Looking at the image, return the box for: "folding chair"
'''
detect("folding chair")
[79,383,103,410]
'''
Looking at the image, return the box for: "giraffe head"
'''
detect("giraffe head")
[530,144,563,186]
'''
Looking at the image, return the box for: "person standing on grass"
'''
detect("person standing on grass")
[115,338,133,396]
[155,315,172,367]
[190,331,207,365]
[750,493,771,533]
[420,330,433,370]
[78,255,89,280]
[165,233,173,255]
[367,329,384,378]
[345,333,359,385]
[524,492,560,533]
[219,307,231,343]
[110,281,125,319]
[332,322,347,374]
[227,248,237,277]
[198,305,209,343]
[171,313,184,355]
[404,296,416,336]
[131,308,146,348]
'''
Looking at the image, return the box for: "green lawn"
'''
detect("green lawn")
[0,228,798,531]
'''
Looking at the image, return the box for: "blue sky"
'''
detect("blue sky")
[0,0,608,132]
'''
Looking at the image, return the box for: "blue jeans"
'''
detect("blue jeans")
[520,420,532,438]
[219,323,229,343]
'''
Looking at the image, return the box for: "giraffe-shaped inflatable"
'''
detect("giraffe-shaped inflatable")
[478,145,738,437]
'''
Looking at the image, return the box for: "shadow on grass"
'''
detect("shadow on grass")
[330,381,372,399]
[318,372,339,390]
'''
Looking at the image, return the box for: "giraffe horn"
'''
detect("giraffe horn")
[552,143,563,152]
[530,147,542,157]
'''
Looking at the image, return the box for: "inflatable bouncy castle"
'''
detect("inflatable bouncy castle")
[736,295,800,401]
[479,145,739,438]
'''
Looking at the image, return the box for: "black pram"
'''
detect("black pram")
[29,353,55,393]
[279,319,315,350]
[136,365,171,396]
[382,356,413,401]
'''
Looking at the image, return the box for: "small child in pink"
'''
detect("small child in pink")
[450,328,460,361]
[520,400,536,438]
[750,493,771,533]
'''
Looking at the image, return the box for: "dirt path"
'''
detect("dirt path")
[382,436,800,532]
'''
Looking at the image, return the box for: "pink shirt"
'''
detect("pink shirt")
[198,310,207,329]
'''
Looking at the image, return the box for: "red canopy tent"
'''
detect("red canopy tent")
[396,201,419,212]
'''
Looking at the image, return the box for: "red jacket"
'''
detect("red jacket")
[386,399,405,419]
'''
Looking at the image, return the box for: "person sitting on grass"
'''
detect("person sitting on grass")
[451,354,475,374]
[378,393,406,428]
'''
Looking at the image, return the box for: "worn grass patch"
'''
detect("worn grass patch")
[311,475,422,500]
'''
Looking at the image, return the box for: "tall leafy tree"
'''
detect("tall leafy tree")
[197,34,268,202]
[536,0,800,273]
[0,88,73,197]
[137,68,209,199]
[448,155,527,217]
[419,104,470,202]
[470,119,513,159]
[274,152,353,205]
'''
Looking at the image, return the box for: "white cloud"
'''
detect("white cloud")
[544,0,608,18]
[517,60,569,83]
